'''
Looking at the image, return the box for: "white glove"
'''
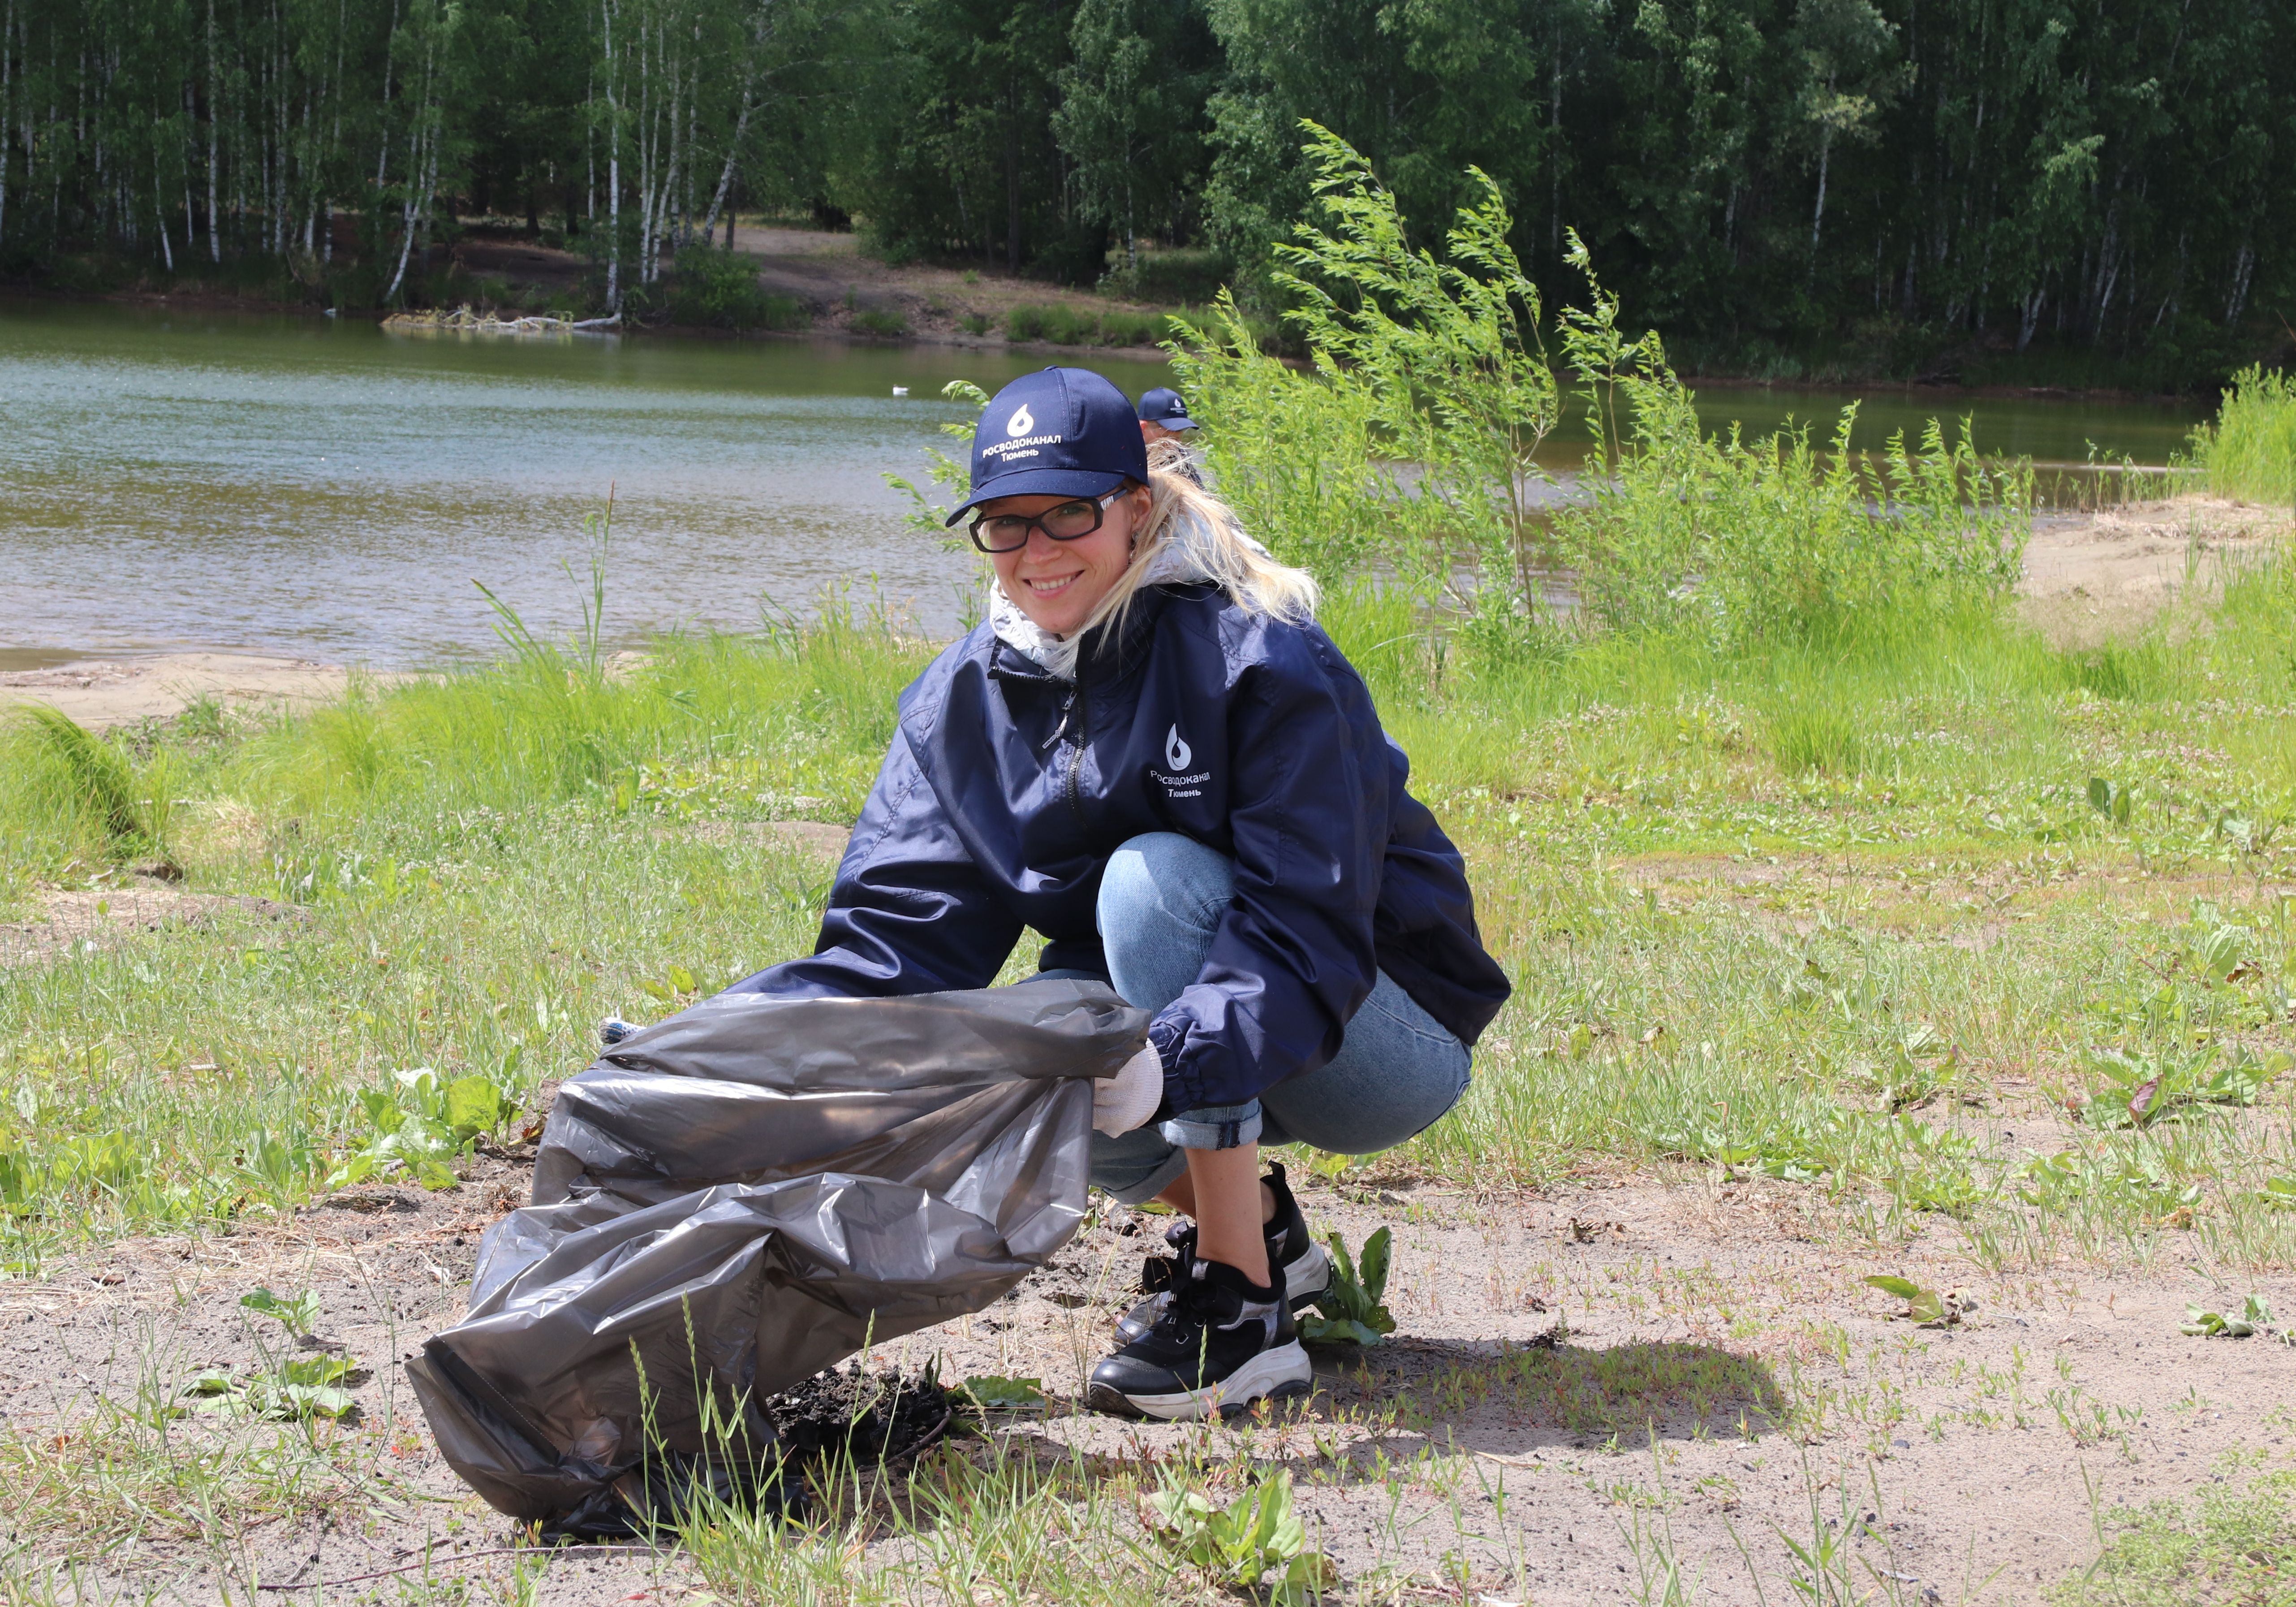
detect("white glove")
[1092,1044,1164,1137]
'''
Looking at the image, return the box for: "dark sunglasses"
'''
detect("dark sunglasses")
[967,491,1123,554]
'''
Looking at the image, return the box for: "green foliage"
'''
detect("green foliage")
[240,1287,322,1338]
[1004,302,1169,347]
[2186,367,2296,506]
[1176,123,1559,622]
[1054,0,1219,275]
[1146,1468,1337,1603]
[849,307,909,338]
[2089,777,2138,827]
[7,708,178,868]
[954,1375,1044,1413]
[178,1289,361,1421]
[2179,1294,2271,1338]
[1551,246,2032,648]
[325,1065,524,1192]
[1299,1227,1396,1347]
[1180,129,2031,657]
[1862,1274,1975,1327]
[2079,1046,2286,1132]
[5,0,2289,373]
[669,245,805,331]
[2049,1469,2296,1606]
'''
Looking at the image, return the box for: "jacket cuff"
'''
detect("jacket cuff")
[1146,1014,1198,1117]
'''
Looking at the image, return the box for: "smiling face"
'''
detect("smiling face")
[982,484,1153,638]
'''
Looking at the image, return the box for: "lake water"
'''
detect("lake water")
[0,301,2211,668]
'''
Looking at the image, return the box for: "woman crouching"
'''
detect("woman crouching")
[724,366,1511,1419]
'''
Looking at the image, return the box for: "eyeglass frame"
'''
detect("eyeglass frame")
[966,489,1128,554]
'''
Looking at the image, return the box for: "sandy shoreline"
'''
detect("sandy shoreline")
[2,495,2282,731]
[0,651,388,729]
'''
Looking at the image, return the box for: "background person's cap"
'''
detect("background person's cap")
[948,367,1149,526]
[1136,386,1198,431]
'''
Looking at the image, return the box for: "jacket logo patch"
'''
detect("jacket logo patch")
[1155,723,1208,799]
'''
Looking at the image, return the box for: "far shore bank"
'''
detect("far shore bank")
[0,216,2261,403]
[31,282,2220,404]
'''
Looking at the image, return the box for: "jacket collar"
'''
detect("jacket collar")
[984,585,1180,689]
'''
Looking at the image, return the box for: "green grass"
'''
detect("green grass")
[2051,1462,2296,1605]
[1,543,2293,1275]
[2188,367,2296,508]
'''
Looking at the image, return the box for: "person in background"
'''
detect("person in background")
[721,366,1509,1421]
[1136,386,1198,445]
[1136,385,1206,486]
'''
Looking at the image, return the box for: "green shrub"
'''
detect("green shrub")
[669,244,805,330]
[1004,302,1173,347]
[849,307,909,338]
[1173,123,2033,657]
[2186,366,2296,505]
[1172,122,1563,613]
[1101,247,1226,305]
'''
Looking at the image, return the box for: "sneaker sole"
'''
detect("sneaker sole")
[1085,1341,1314,1422]
[1113,1243,1335,1344]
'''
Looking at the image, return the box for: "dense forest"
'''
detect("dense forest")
[0,0,2287,378]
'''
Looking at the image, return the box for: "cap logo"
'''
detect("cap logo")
[1164,726,1192,770]
[1004,403,1035,437]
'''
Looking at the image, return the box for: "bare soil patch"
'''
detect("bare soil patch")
[11,1158,2289,1602]
[0,877,304,965]
[2018,494,2291,647]
[725,225,1174,353]
[0,653,387,730]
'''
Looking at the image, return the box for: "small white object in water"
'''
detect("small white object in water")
[892,386,909,397]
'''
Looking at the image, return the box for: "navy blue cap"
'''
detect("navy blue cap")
[1137,386,1198,430]
[947,367,1150,526]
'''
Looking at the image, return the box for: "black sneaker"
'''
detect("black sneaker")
[1114,1162,1331,1343]
[1086,1257,1312,1421]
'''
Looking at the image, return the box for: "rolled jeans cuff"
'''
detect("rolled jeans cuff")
[1159,1099,1262,1152]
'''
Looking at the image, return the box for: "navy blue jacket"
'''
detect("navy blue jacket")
[724,584,1511,1113]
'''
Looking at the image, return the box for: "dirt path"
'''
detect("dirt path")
[11,1158,2288,1603]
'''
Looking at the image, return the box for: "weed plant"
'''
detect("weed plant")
[2186,365,2296,507]
[1171,127,2036,666]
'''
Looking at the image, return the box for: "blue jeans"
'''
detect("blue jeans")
[1072,832,1473,1204]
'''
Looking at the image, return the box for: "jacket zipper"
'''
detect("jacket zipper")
[1063,679,1089,825]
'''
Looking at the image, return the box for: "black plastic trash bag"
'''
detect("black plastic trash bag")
[406,977,1146,1526]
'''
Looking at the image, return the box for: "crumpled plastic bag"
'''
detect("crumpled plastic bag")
[406,977,1146,1524]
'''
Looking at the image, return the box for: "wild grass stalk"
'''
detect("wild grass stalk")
[2185,366,2296,507]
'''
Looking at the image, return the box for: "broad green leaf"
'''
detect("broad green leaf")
[444,1075,508,1140]
[956,1375,1043,1409]
[1357,1226,1391,1304]
[1862,1275,1921,1300]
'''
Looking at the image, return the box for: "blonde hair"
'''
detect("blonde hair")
[1073,443,1319,644]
